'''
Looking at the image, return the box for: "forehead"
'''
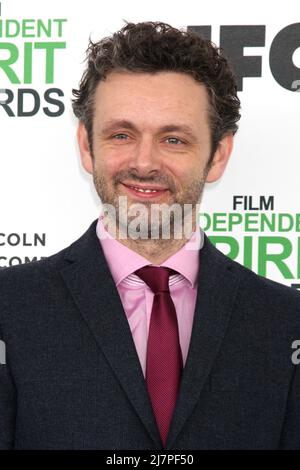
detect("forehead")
[93,71,210,132]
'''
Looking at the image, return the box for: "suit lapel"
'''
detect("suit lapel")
[166,233,241,448]
[60,219,162,448]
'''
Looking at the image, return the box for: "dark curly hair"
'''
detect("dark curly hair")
[72,21,241,160]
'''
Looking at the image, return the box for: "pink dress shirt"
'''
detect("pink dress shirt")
[96,212,202,377]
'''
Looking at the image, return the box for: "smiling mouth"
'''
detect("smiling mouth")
[120,183,169,198]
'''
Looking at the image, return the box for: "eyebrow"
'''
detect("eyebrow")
[99,119,197,139]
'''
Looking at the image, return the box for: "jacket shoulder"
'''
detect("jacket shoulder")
[205,235,300,319]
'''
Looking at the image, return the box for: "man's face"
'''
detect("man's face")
[78,70,232,237]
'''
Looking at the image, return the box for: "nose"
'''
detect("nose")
[128,136,162,176]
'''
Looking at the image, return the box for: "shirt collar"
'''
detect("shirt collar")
[96,211,203,288]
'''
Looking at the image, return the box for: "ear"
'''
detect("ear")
[77,122,93,174]
[206,133,234,183]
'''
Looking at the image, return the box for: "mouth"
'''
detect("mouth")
[120,183,169,199]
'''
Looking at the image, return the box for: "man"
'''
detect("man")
[0,21,300,450]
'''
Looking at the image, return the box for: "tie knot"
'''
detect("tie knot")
[135,266,176,294]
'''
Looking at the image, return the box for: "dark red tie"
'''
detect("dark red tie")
[134,266,183,447]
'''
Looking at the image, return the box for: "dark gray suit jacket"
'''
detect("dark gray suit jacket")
[0,219,300,450]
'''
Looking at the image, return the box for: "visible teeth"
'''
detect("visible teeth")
[132,187,158,193]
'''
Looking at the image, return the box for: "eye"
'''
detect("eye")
[112,133,129,140]
[165,137,184,145]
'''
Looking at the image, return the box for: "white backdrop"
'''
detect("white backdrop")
[1,0,300,288]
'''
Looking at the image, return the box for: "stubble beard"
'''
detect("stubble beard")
[91,164,209,245]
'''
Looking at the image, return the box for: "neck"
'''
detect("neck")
[118,236,189,265]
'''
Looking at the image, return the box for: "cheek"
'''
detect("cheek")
[95,145,130,175]
[92,148,114,174]
[171,160,202,182]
